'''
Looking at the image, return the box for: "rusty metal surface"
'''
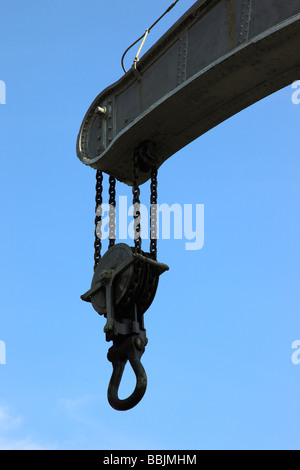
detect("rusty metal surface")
[77,0,300,185]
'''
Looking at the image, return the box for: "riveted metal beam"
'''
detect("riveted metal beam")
[77,0,300,185]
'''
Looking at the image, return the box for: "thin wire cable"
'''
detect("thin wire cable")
[121,0,180,73]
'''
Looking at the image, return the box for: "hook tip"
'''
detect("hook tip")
[107,358,147,411]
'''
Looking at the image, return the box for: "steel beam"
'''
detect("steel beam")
[77,0,300,185]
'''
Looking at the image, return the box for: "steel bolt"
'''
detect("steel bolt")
[100,269,112,284]
[104,324,113,334]
[135,337,144,351]
[95,106,107,115]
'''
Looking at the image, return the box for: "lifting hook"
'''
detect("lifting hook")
[107,335,147,411]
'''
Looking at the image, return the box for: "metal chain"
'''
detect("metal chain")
[95,154,157,263]
[94,170,103,271]
[150,166,158,260]
[132,150,142,253]
[108,176,116,248]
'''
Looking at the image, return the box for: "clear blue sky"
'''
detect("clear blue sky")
[0,0,300,450]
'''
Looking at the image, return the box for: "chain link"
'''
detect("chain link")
[150,166,158,260]
[132,150,142,253]
[94,170,103,271]
[94,151,157,264]
[108,176,116,248]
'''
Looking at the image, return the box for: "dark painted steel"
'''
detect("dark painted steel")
[77,0,300,186]
[81,243,169,411]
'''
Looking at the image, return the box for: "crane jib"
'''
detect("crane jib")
[77,0,300,186]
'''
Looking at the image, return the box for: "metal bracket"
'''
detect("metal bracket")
[135,140,157,173]
[132,60,143,81]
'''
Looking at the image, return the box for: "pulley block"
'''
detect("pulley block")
[82,243,169,411]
